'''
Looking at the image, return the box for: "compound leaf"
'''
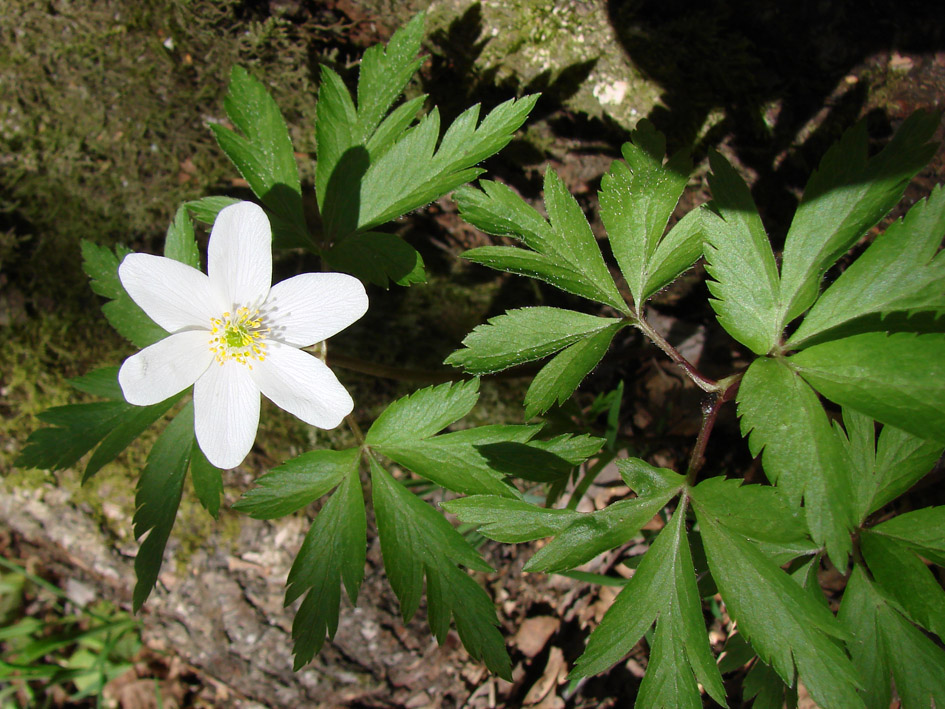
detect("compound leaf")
[287,460,365,669]
[232,448,359,519]
[871,506,945,567]
[82,241,165,348]
[354,13,425,142]
[693,486,863,709]
[599,119,692,308]
[324,231,425,287]
[132,402,194,611]
[523,322,623,417]
[790,331,945,442]
[456,176,628,312]
[210,66,308,248]
[365,379,479,447]
[789,184,945,347]
[371,459,510,678]
[737,356,854,566]
[17,391,180,482]
[357,95,538,234]
[778,111,940,327]
[523,459,684,574]
[860,530,945,640]
[836,408,943,524]
[445,307,623,375]
[574,502,727,707]
[839,566,945,709]
[703,152,781,355]
[642,207,706,302]
[441,496,581,543]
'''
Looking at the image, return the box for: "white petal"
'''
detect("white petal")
[119,254,224,332]
[208,202,272,309]
[251,342,353,429]
[194,360,260,469]
[118,331,214,405]
[263,272,369,347]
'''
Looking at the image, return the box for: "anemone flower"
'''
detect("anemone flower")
[117,201,368,469]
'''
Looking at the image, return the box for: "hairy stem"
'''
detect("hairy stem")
[634,315,718,393]
[686,375,741,484]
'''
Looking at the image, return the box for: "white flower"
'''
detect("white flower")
[117,201,369,469]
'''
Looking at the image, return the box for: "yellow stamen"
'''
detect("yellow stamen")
[208,306,269,367]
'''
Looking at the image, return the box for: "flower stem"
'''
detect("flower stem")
[345,413,365,447]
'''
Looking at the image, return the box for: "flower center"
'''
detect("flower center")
[209,307,269,368]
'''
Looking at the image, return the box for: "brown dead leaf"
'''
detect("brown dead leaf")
[514,616,561,659]
[523,647,567,705]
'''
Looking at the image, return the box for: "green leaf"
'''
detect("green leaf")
[462,246,617,307]
[521,460,684,574]
[616,457,687,497]
[210,66,308,249]
[702,151,781,355]
[524,492,677,574]
[542,168,626,308]
[693,487,864,709]
[860,530,945,639]
[68,366,122,400]
[790,331,945,442]
[789,184,945,347]
[324,231,425,287]
[374,425,533,497]
[314,67,360,239]
[737,357,854,566]
[16,394,179,481]
[354,13,425,142]
[445,307,624,375]
[356,95,539,234]
[232,448,359,519]
[839,566,945,709]
[599,119,692,308]
[778,111,940,327]
[286,460,365,669]
[189,443,223,519]
[836,408,943,523]
[365,379,479,447]
[441,496,582,543]
[871,506,945,567]
[371,459,510,679]
[475,432,604,482]
[82,241,165,348]
[743,660,796,709]
[314,14,425,228]
[81,396,179,483]
[163,205,200,269]
[455,177,628,312]
[132,402,194,611]
[523,322,623,417]
[184,196,240,224]
[642,207,706,302]
[573,503,727,708]
[685,476,808,544]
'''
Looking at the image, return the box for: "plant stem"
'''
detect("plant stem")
[686,375,741,484]
[634,315,717,393]
[345,413,365,447]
